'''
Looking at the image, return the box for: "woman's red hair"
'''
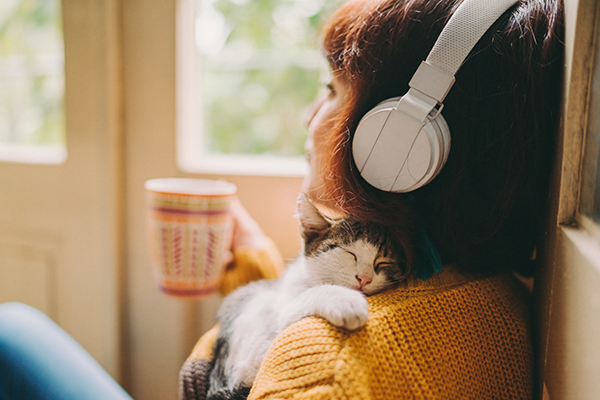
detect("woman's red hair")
[318,0,563,277]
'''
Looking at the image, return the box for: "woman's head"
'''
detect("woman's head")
[306,0,563,276]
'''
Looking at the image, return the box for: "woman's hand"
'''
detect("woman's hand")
[220,197,283,295]
[230,196,265,250]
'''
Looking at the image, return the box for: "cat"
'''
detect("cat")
[205,193,405,400]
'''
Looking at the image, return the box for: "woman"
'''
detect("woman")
[181,0,563,398]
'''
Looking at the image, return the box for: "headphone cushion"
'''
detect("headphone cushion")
[352,98,451,192]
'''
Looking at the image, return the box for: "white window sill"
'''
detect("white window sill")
[0,144,67,165]
[562,222,600,274]
[178,153,309,177]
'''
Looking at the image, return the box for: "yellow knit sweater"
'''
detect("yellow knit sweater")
[180,240,533,399]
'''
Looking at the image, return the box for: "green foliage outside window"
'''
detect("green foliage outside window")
[0,0,65,147]
[197,0,334,157]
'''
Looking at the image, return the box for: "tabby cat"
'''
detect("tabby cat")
[206,194,405,400]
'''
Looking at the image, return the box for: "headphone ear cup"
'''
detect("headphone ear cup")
[352,97,401,174]
[436,114,451,173]
[410,113,450,189]
[352,98,451,192]
[365,97,402,114]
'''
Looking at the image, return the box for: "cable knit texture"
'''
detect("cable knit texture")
[180,246,533,400]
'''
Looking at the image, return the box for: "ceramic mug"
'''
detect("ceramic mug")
[145,178,236,298]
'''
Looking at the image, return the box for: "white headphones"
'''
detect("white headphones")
[352,0,519,193]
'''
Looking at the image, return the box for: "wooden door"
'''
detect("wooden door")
[0,0,124,381]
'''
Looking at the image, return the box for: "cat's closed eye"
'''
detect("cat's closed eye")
[344,250,357,262]
[375,262,396,273]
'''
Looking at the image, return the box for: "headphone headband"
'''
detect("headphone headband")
[352,0,519,193]
[427,0,519,76]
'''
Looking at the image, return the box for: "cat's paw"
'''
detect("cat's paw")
[314,285,368,330]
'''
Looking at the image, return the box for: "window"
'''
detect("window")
[580,41,600,231]
[177,0,330,176]
[0,0,66,164]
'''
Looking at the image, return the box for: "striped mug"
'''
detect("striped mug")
[145,178,236,298]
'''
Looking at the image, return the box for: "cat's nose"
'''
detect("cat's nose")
[355,274,372,290]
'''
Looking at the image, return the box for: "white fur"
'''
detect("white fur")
[223,238,386,388]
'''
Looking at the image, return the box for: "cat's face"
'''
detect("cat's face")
[297,194,405,296]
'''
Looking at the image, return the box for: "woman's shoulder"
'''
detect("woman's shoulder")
[368,264,531,316]
[249,266,534,400]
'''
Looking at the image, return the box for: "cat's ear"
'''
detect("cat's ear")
[297,193,330,243]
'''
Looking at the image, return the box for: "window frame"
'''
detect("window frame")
[0,0,67,165]
[176,0,316,177]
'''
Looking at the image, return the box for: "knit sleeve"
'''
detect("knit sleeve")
[179,325,220,400]
[219,236,286,296]
[248,317,370,400]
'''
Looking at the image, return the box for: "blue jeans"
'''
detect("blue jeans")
[0,302,133,400]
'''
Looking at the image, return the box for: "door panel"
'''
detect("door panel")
[0,228,60,317]
[0,0,123,380]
